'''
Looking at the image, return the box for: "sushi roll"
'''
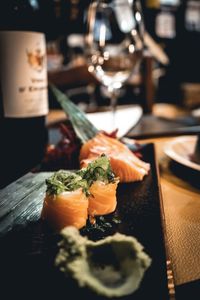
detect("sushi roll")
[41,170,88,231]
[78,154,119,217]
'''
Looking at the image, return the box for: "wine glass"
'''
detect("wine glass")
[85,0,144,129]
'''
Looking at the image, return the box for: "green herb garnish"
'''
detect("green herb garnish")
[46,155,117,196]
[78,154,116,187]
[46,170,88,196]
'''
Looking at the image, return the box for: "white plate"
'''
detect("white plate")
[86,105,142,139]
[164,136,200,171]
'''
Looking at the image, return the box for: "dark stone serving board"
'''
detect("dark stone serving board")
[0,144,172,300]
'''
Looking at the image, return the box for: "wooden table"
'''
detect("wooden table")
[139,137,200,289]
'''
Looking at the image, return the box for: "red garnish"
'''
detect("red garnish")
[41,121,81,170]
[101,129,118,139]
[40,121,143,170]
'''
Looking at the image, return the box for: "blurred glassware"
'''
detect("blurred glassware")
[47,40,64,71]
[85,0,144,129]
[67,33,85,60]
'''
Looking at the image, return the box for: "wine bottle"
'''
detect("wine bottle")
[0,0,49,188]
[176,0,200,83]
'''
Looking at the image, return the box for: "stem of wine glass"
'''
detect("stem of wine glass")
[109,88,118,130]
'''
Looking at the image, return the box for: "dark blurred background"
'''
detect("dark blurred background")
[38,0,200,111]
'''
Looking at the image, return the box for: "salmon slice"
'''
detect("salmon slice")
[88,180,119,217]
[41,188,88,231]
[80,133,150,182]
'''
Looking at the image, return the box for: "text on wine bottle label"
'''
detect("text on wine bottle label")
[0,31,48,118]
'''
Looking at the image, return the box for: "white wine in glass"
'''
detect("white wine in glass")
[85,0,144,128]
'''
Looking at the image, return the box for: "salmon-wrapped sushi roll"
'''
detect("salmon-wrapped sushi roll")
[78,154,119,217]
[41,171,88,231]
[88,180,119,217]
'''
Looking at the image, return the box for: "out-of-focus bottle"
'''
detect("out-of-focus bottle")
[0,0,49,187]
[177,0,200,83]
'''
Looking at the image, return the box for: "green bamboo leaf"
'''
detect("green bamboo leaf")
[50,84,98,143]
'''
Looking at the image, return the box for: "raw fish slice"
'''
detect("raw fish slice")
[80,133,150,182]
[88,180,119,217]
[42,188,88,231]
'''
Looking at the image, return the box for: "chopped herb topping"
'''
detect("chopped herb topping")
[78,154,116,186]
[46,170,88,196]
[46,155,118,196]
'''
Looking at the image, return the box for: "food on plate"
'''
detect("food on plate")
[41,170,89,231]
[55,226,152,298]
[80,132,150,182]
[49,86,150,181]
[78,154,119,217]
[88,181,118,218]
[41,155,119,230]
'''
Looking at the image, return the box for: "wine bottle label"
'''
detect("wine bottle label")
[160,0,180,5]
[0,31,48,118]
[155,11,176,39]
[185,1,200,32]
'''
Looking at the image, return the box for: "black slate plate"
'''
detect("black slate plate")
[0,144,172,300]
